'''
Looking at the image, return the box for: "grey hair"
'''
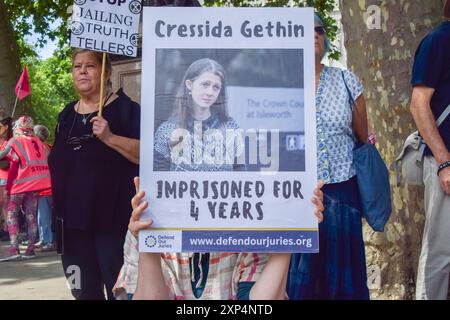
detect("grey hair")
[34,125,50,142]
[314,13,331,60]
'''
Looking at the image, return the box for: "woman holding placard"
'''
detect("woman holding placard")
[286,13,371,300]
[48,49,140,300]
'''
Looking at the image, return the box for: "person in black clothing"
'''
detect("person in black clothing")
[48,49,140,300]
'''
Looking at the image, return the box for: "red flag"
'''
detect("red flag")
[15,66,31,100]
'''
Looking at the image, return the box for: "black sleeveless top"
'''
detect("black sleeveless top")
[48,90,140,234]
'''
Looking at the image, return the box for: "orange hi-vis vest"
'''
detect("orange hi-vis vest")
[9,136,51,194]
[0,140,9,180]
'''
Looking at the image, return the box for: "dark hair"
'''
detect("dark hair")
[72,49,113,87]
[0,117,13,140]
[172,58,229,128]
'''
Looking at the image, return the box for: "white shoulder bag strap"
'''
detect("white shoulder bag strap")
[436,103,450,127]
[395,103,450,186]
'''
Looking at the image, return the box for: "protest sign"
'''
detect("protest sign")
[70,0,142,115]
[70,0,142,57]
[139,7,317,253]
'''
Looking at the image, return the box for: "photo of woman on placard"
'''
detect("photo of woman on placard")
[153,58,245,172]
[153,48,306,172]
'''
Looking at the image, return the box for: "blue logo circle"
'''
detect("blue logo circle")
[145,235,157,248]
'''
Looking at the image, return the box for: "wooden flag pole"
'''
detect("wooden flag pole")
[98,52,107,117]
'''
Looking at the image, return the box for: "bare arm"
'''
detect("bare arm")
[352,95,369,143]
[90,116,140,164]
[0,140,12,159]
[127,177,169,300]
[410,86,450,194]
[130,179,325,300]
[103,134,140,164]
[134,252,169,300]
[132,210,169,300]
[249,253,291,300]
[410,86,450,164]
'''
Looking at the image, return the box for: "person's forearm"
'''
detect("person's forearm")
[0,143,11,159]
[249,253,290,300]
[411,98,450,164]
[133,252,170,300]
[103,135,140,164]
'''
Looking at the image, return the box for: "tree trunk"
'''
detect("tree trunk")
[0,0,21,118]
[339,0,443,299]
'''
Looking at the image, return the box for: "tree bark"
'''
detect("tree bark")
[340,0,443,299]
[0,0,21,118]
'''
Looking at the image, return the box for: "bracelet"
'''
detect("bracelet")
[437,161,450,176]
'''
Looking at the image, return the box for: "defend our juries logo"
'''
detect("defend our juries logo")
[145,235,157,248]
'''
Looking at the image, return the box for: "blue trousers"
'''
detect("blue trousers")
[38,196,54,244]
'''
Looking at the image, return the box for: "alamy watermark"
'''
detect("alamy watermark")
[364,5,382,30]
[170,122,281,172]
[66,265,81,290]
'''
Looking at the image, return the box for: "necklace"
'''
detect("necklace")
[66,91,115,151]
[78,92,114,125]
[81,110,94,125]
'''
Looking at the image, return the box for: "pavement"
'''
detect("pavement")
[0,240,73,300]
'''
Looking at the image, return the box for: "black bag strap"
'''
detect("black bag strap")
[54,101,76,145]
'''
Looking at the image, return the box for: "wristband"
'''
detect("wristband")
[437,161,450,176]
[368,133,376,145]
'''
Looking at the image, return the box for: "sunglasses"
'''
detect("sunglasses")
[66,133,94,150]
[315,26,326,35]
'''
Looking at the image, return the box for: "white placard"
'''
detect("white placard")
[70,0,142,57]
[139,7,317,253]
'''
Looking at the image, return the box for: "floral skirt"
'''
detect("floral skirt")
[287,176,369,300]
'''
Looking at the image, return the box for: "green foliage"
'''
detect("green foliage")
[3,1,75,140]
[24,52,77,143]
[6,0,339,61]
[4,0,72,60]
[4,0,339,141]
[203,0,340,60]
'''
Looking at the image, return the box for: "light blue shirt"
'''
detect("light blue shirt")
[316,66,364,184]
